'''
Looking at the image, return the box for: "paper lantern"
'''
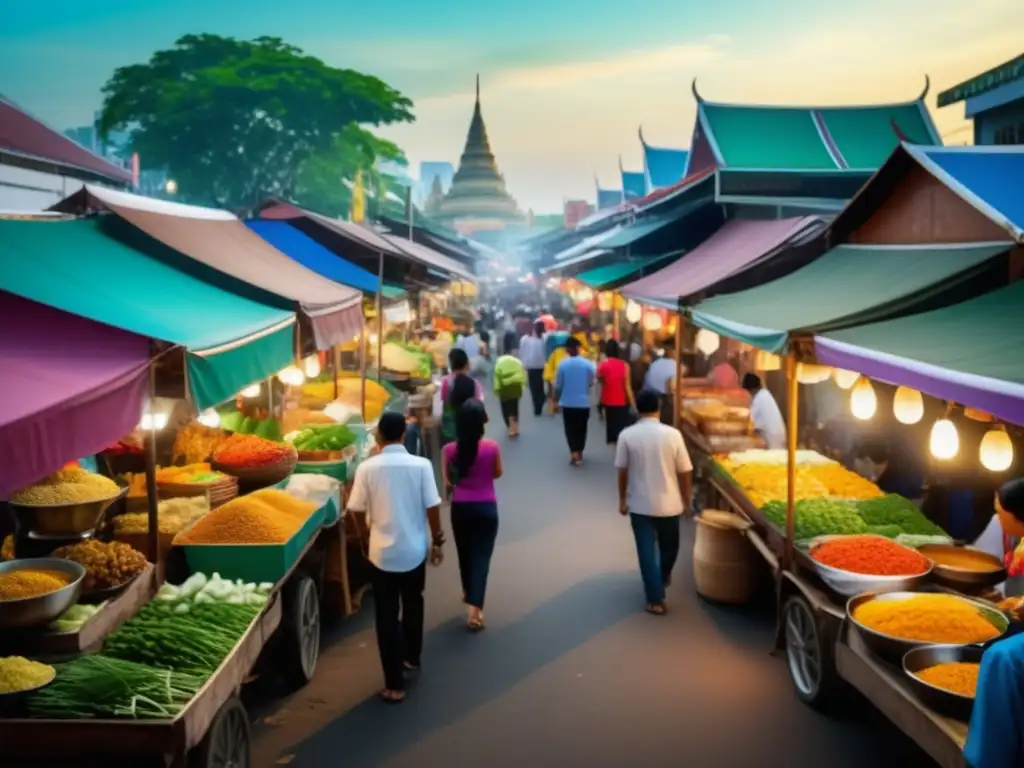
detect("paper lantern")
[643,312,663,332]
[756,351,781,371]
[980,427,1014,472]
[797,363,832,385]
[695,329,720,356]
[277,366,306,387]
[892,386,924,425]
[625,301,642,324]
[139,412,169,431]
[197,409,221,428]
[303,355,322,379]
[929,419,959,460]
[240,383,261,398]
[850,377,877,420]
[598,292,613,312]
[833,368,859,390]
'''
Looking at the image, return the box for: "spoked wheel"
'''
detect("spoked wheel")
[783,596,836,709]
[282,574,321,688]
[189,696,250,768]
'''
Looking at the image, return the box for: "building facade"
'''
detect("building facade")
[938,54,1024,146]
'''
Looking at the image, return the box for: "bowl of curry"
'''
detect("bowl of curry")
[917,544,1006,591]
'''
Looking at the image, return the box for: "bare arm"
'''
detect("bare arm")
[440,452,452,497]
[427,504,442,540]
[679,471,693,516]
[625,375,636,410]
[617,468,629,514]
[493,448,504,479]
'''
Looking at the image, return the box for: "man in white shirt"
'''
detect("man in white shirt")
[742,373,787,450]
[643,347,685,425]
[615,389,693,615]
[518,321,547,416]
[347,412,444,703]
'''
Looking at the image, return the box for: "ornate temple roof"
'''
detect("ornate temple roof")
[619,157,646,200]
[436,76,523,223]
[638,128,689,191]
[596,185,624,210]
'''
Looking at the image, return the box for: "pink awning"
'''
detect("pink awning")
[0,292,150,498]
[621,217,825,303]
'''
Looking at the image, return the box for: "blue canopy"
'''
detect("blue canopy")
[643,144,689,189]
[621,170,646,200]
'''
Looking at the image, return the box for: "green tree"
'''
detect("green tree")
[99,34,414,212]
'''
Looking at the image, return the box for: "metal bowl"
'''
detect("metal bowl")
[9,487,128,537]
[0,558,86,629]
[0,667,56,715]
[903,644,982,721]
[807,535,932,597]
[847,590,1009,663]
[918,544,1007,591]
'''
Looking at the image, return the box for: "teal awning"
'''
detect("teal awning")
[599,215,676,249]
[691,241,1009,352]
[577,253,679,290]
[0,218,296,408]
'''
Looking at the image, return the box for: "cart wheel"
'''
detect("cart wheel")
[189,695,250,768]
[282,573,321,688]
[783,595,836,709]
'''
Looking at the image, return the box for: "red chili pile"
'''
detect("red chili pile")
[212,434,296,468]
[811,535,930,576]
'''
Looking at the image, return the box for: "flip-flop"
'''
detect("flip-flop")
[645,603,667,616]
[468,618,485,632]
[380,689,406,703]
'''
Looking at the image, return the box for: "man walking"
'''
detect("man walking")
[615,389,693,615]
[347,412,445,703]
[555,336,595,466]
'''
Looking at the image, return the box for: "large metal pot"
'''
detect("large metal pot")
[808,535,932,597]
[903,644,983,721]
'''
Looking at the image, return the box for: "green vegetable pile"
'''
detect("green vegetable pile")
[49,603,101,633]
[29,655,203,719]
[855,495,946,536]
[763,499,867,541]
[287,423,357,452]
[219,412,283,442]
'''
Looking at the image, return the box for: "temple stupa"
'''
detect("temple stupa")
[436,76,523,233]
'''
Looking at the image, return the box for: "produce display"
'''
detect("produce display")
[114,496,209,535]
[855,496,946,537]
[174,488,317,545]
[10,466,120,505]
[852,594,1002,644]
[722,462,882,509]
[0,657,55,693]
[723,449,837,466]
[1,535,12,561]
[381,341,432,379]
[171,421,228,464]
[52,540,148,592]
[154,572,272,608]
[286,423,357,456]
[281,407,337,434]
[764,499,869,540]
[914,662,980,698]
[810,536,930,576]
[0,569,73,600]
[302,376,393,422]
[212,433,297,469]
[218,412,283,442]
[49,604,101,633]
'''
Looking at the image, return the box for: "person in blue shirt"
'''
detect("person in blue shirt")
[965,477,1024,768]
[554,336,595,467]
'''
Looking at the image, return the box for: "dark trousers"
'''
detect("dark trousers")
[604,404,631,444]
[451,503,499,608]
[527,368,545,416]
[629,513,682,604]
[500,397,520,426]
[562,407,590,454]
[371,560,426,690]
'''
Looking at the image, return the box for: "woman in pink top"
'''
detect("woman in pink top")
[708,350,740,389]
[441,399,503,631]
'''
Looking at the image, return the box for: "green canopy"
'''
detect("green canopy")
[0,218,295,408]
[576,254,678,290]
[598,215,677,249]
[691,242,1008,352]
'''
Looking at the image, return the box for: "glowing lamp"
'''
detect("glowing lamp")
[850,377,877,420]
[797,363,832,385]
[576,287,594,303]
[643,312,663,332]
[892,386,924,425]
[833,368,859,390]
[197,409,221,428]
[139,412,169,431]
[980,427,1014,472]
[303,355,322,379]
[756,351,781,371]
[277,366,306,387]
[598,292,613,312]
[625,301,642,324]
[240,383,261,399]
[929,419,959,460]
[695,329,720,356]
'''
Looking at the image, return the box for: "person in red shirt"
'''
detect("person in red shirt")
[597,339,636,444]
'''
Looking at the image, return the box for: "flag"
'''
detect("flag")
[351,169,366,223]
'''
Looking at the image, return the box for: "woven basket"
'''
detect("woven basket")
[212,455,297,489]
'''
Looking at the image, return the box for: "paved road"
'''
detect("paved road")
[251,394,928,767]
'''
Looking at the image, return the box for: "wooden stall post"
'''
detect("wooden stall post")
[143,351,160,571]
[332,344,340,401]
[784,352,799,571]
[612,295,620,341]
[359,309,368,423]
[674,310,684,428]
[375,251,384,384]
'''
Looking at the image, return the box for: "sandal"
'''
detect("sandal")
[468,618,485,632]
[380,689,406,703]
[645,603,667,616]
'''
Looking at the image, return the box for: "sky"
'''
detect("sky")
[1,0,1021,212]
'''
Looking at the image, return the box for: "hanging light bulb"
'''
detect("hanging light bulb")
[303,355,322,379]
[197,409,221,428]
[277,366,306,387]
[598,292,613,312]
[625,301,642,324]
[695,329,720,356]
[643,312,663,332]
[929,418,959,460]
[980,426,1014,472]
[139,412,169,431]
[833,368,859,390]
[892,386,924,425]
[850,377,877,420]
[240,383,261,399]
[797,363,832,385]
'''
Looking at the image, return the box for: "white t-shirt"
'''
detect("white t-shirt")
[614,418,694,517]
[456,333,482,359]
[519,335,546,369]
[644,357,679,394]
[346,445,442,572]
[750,388,787,450]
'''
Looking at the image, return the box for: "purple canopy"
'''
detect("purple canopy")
[0,292,150,498]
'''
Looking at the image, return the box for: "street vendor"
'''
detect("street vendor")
[741,373,786,450]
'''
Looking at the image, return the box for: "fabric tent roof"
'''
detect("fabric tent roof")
[622,217,825,304]
[576,254,680,290]
[816,280,1024,426]
[382,234,477,282]
[0,217,296,409]
[598,214,678,249]
[245,220,404,298]
[691,241,1010,352]
[0,292,150,498]
[56,186,362,349]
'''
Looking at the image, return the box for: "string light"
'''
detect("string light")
[643,312,663,332]
[303,355,322,378]
[892,386,924,425]
[929,418,959,460]
[833,369,859,390]
[197,409,221,428]
[850,377,877,420]
[240,383,261,398]
[625,301,642,324]
[980,427,1014,472]
[695,329,720,356]
[277,366,306,387]
[797,363,832,385]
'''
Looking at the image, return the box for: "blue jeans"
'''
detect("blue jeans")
[404,422,422,455]
[450,502,499,608]
[630,513,682,604]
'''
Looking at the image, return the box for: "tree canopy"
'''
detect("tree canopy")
[100,34,414,212]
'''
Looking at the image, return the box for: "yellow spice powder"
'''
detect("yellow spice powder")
[0,570,72,601]
[916,662,980,698]
[853,594,1000,644]
[174,491,316,545]
[0,656,55,693]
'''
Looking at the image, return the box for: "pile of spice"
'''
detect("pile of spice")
[0,569,72,601]
[114,496,209,535]
[853,594,1002,644]
[914,661,980,698]
[212,434,296,470]
[52,540,148,591]
[174,488,317,545]
[10,466,119,505]
[0,656,56,693]
[811,535,930,576]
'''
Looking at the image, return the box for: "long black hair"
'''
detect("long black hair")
[455,399,487,481]
[448,373,477,411]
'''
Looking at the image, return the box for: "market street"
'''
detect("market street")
[250,391,930,768]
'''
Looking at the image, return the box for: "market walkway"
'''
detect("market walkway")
[251,391,929,767]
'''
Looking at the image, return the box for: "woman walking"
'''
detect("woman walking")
[441,349,484,441]
[519,321,547,417]
[493,352,526,438]
[442,400,502,631]
[597,339,635,444]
